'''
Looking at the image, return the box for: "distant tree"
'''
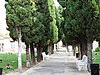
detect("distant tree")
[47,0,58,55]
[55,6,64,42]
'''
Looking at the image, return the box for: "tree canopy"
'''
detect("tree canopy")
[58,0,100,46]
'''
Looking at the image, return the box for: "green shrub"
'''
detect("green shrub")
[95,47,100,52]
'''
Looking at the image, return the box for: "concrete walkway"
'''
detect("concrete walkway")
[21,48,90,75]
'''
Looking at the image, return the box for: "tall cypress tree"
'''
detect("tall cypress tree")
[6,0,36,72]
[47,0,58,54]
[55,6,64,42]
[35,0,52,62]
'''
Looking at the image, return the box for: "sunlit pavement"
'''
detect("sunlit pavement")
[21,47,90,75]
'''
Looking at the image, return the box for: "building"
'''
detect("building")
[0,0,25,53]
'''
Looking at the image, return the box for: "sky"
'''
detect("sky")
[0,0,6,19]
[0,0,7,34]
[53,0,60,8]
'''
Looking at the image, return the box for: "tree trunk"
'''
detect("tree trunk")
[66,43,69,52]
[30,43,36,65]
[72,44,76,56]
[99,42,100,47]
[48,45,52,55]
[43,45,48,54]
[37,44,42,62]
[26,44,31,68]
[77,44,80,53]
[17,27,22,73]
[51,44,54,54]
[87,41,92,72]
[80,41,87,59]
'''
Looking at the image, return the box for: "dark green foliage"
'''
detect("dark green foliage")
[61,0,79,45]
[6,0,35,42]
[57,0,67,8]
[60,0,100,45]
[34,0,53,46]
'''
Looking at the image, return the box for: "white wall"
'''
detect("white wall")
[57,40,63,48]
[0,0,7,35]
[3,39,26,53]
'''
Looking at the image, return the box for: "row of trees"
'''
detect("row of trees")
[58,0,100,71]
[6,0,100,73]
[6,0,63,73]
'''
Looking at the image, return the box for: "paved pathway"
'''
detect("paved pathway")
[21,48,90,75]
